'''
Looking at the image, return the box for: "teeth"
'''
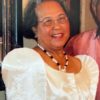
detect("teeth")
[52,33,62,37]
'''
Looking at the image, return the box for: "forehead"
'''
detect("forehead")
[35,1,65,19]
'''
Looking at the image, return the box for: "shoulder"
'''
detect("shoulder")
[75,55,99,77]
[4,47,38,56]
[74,55,99,97]
[67,55,81,73]
[78,29,96,39]
[64,29,97,52]
[75,55,98,68]
[2,47,44,70]
[68,54,99,75]
[2,48,46,99]
[68,29,96,43]
[3,47,41,60]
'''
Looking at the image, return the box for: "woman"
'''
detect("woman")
[2,0,99,100]
[64,0,100,99]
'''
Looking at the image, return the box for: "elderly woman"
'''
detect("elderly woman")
[2,0,99,100]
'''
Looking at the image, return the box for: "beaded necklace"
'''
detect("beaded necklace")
[38,44,68,72]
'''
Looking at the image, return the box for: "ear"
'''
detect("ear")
[32,27,38,38]
[32,27,37,33]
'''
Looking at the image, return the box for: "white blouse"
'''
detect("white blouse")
[2,48,99,100]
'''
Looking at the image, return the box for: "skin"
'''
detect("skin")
[33,1,70,53]
[33,1,81,73]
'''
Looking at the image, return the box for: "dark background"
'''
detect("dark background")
[0,0,23,90]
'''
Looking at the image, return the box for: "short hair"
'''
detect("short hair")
[23,0,70,40]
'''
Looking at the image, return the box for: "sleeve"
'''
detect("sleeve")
[75,55,99,100]
[1,48,46,100]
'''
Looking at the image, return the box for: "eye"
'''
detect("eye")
[43,19,53,26]
[58,16,68,23]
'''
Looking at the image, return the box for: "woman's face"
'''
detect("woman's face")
[34,1,70,50]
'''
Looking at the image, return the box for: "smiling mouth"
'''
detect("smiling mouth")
[51,33,63,38]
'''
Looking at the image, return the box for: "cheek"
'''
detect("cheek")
[37,26,50,39]
[65,23,70,35]
[66,24,70,33]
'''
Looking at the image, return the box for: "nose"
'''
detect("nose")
[53,20,61,29]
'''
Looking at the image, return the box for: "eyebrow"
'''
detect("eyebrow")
[39,13,67,22]
[58,14,66,17]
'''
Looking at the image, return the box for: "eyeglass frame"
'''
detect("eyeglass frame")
[38,14,69,27]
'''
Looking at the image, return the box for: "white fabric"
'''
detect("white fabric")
[2,48,99,100]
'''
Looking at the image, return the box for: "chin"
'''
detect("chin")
[54,44,64,49]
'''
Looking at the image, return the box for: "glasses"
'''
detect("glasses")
[39,15,68,27]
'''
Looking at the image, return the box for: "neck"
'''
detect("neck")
[37,43,64,56]
[37,43,68,72]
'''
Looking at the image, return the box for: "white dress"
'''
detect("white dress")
[1,48,99,100]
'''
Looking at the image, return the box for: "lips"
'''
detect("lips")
[51,33,64,38]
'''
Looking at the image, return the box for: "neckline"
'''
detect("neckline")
[37,44,68,72]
